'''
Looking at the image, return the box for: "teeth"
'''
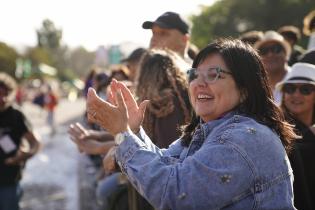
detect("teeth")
[292,102,303,105]
[197,94,212,99]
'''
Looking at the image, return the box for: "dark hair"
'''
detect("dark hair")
[94,72,110,92]
[278,25,301,43]
[239,30,263,46]
[187,44,199,60]
[109,64,130,81]
[181,39,297,152]
[86,67,98,81]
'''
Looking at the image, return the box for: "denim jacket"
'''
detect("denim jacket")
[115,112,295,210]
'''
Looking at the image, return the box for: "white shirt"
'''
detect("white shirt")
[307,32,315,50]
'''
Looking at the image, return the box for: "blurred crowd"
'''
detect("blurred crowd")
[1,8,315,210]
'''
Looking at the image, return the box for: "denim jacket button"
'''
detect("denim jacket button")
[255,184,262,193]
[177,193,186,200]
[247,127,256,134]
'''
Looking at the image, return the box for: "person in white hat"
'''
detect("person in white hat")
[255,31,292,105]
[277,62,315,123]
[276,62,315,210]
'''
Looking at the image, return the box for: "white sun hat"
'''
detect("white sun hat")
[254,30,292,60]
[276,62,315,91]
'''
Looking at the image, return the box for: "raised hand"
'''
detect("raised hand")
[86,87,129,135]
[68,122,94,141]
[110,79,149,133]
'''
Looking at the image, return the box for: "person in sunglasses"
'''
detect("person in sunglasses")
[86,39,297,210]
[276,62,315,210]
[255,31,291,105]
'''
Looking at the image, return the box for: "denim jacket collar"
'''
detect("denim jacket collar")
[196,110,238,142]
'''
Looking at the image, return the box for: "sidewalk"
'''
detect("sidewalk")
[19,98,95,210]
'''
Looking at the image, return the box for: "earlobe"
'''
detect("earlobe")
[184,34,190,43]
[240,91,248,103]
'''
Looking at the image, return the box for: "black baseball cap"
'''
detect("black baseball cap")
[142,12,189,35]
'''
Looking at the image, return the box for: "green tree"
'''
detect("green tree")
[0,42,19,77]
[25,47,53,66]
[68,47,96,77]
[190,0,314,48]
[36,19,73,81]
[37,19,62,49]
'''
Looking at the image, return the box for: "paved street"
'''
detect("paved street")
[19,98,87,210]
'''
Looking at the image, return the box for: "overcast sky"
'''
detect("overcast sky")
[0,0,215,51]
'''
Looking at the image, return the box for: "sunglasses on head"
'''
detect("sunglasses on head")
[282,84,315,96]
[186,67,232,84]
[258,44,284,55]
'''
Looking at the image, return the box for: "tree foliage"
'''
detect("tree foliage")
[68,47,95,77]
[37,19,62,49]
[190,0,315,48]
[0,42,19,77]
[25,47,53,66]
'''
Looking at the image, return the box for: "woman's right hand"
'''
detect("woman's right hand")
[109,79,149,133]
[68,123,115,155]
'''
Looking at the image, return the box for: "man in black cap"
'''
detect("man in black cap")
[142,11,190,60]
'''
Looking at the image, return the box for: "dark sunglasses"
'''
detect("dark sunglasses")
[258,44,284,55]
[282,84,315,96]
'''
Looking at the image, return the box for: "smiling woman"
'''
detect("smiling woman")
[86,39,297,210]
[277,62,315,210]
[187,53,240,122]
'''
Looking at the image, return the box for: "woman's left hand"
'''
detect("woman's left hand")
[103,146,118,174]
[86,88,129,136]
[109,79,149,133]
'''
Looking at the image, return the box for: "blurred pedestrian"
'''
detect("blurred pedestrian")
[84,67,98,97]
[278,25,305,66]
[44,85,58,136]
[87,39,297,210]
[299,49,315,65]
[303,10,315,50]
[255,30,291,104]
[0,73,40,210]
[239,30,263,46]
[121,48,147,82]
[15,85,24,106]
[109,64,131,81]
[93,72,110,100]
[276,62,315,210]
